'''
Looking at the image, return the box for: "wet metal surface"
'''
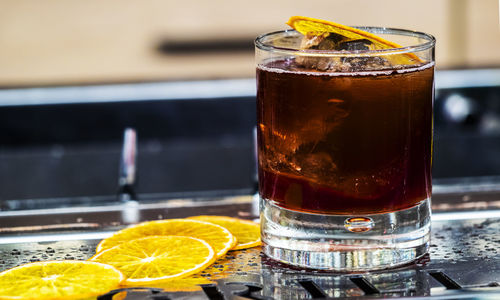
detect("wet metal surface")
[0,214,499,299]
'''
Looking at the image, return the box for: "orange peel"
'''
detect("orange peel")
[287,16,421,65]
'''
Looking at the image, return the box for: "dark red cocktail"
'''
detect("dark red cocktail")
[257,60,433,215]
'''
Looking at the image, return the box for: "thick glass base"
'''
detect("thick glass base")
[260,198,431,271]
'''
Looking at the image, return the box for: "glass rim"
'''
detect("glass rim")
[254,27,436,57]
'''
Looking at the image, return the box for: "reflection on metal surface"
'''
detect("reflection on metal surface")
[0,216,498,299]
[0,79,255,106]
[435,69,500,89]
[431,210,500,221]
[433,176,500,194]
[0,223,100,233]
[432,201,500,212]
[0,68,498,107]
[0,191,499,298]
[0,231,114,245]
[0,196,253,218]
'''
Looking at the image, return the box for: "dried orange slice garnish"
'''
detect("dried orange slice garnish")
[287,16,420,65]
[188,215,261,250]
[0,260,124,300]
[144,246,262,292]
[90,236,216,286]
[95,219,236,258]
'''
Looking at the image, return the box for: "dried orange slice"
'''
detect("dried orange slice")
[0,260,124,300]
[189,215,261,250]
[90,236,216,286]
[287,16,420,65]
[95,219,236,258]
[144,246,262,292]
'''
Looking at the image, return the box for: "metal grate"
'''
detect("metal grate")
[1,217,499,299]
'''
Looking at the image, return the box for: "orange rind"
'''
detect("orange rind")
[287,16,421,65]
[188,215,261,250]
[95,219,236,258]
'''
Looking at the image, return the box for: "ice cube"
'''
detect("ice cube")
[299,32,346,50]
[299,32,328,49]
[337,39,393,71]
[337,39,372,51]
[296,34,393,72]
[341,56,392,72]
[296,32,345,71]
[295,55,339,72]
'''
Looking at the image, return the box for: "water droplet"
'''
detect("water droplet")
[389,223,396,233]
[344,217,374,232]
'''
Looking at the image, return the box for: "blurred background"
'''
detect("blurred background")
[0,0,499,86]
[0,0,500,208]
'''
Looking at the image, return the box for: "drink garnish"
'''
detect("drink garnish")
[95,219,237,258]
[188,215,261,250]
[0,260,124,299]
[0,216,261,295]
[91,236,217,285]
[287,16,421,65]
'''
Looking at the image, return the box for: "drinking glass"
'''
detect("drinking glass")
[255,28,435,270]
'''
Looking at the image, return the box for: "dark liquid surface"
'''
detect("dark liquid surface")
[257,60,434,215]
